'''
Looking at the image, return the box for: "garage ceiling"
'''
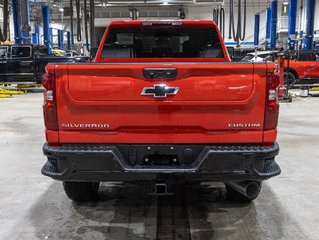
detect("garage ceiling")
[34,0,225,8]
[0,0,271,22]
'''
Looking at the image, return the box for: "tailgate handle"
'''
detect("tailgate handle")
[143,68,177,80]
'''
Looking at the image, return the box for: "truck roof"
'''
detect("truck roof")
[108,19,218,28]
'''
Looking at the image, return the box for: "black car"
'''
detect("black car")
[0,44,89,83]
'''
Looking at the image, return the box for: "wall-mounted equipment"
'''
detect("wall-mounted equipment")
[228,0,247,45]
[213,6,225,39]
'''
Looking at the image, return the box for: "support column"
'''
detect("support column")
[266,8,271,49]
[254,14,260,47]
[305,0,316,50]
[34,23,40,44]
[49,28,53,47]
[32,33,37,44]
[288,0,298,49]
[12,0,22,44]
[21,0,31,43]
[67,31,71,50]
[270,0,278,49]
[58,30,64,49]
[42,6,52,54]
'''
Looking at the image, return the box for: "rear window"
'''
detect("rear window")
[102,27,223,59]
[297,52,316,61]
[11,46,31,58]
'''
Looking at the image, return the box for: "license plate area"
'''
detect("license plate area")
[116,145,204,167]
[143,154,179,166]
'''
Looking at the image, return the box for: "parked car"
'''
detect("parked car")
[0,44,89,83]
[242,51,279,62]
[228,47,256,62]
[41,20,281,202]
[284,50,319,85]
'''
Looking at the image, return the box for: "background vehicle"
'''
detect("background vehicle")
[41,20,281,203]
[227,47,256,62]
[66,50,81,57]
[0,44,89,83]
[284,50,319,85]
[242,51,279,62]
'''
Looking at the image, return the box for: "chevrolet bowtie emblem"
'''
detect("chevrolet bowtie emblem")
[141,84,179,98]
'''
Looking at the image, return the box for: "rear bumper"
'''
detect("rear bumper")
[42,143,280,182]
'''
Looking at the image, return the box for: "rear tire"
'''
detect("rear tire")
[225,181,262,202]
[284,71,297,87]
[63,182,100,202]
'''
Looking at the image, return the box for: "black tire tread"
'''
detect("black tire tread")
[284,69,298,87]
[63,182,100,202]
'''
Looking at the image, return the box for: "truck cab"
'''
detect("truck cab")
[0,45,35,82]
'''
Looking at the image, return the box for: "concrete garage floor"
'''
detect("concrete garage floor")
[0,92,319,240]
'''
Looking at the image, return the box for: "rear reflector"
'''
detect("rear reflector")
[42,73,58,131]
[264,72,280,130]
[268,89,277,101]
[45,90,54,101]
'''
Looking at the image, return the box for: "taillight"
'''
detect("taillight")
[42,73,58,131]
[264,72,280,130]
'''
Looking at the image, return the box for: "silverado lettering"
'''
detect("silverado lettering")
[41,20,281,202]
[228,123,261,128]
[61,123,110,128]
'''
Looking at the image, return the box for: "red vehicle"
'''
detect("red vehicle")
[285,50,319,85]
[41,20,281,202]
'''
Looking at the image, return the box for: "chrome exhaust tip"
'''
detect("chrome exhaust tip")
[226,181,261,199]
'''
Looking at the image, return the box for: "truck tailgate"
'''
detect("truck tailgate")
[55,63,269,144]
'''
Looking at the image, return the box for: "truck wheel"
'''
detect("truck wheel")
[284,71,297,87]
[225,181,262,202]
[63,182,100,202]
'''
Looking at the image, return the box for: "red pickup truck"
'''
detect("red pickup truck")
[285,50,319,85]
[41,20,281,202]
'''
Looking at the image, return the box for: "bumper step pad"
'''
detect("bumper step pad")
[263,160,281,175]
